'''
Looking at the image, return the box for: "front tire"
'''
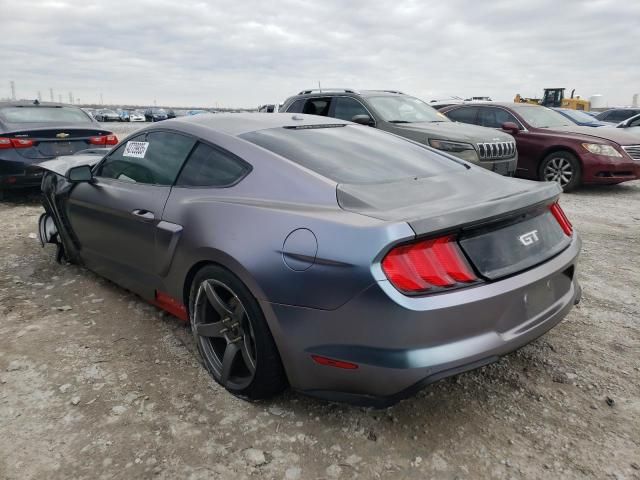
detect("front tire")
[189,265,287,400]
[539,151,582,192]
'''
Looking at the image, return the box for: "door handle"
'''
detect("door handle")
[131,209,155,221]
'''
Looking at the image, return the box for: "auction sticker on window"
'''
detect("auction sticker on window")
[123,141,149,158]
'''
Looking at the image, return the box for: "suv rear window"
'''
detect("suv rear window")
[241,125,459,184]
[0,106,92,124]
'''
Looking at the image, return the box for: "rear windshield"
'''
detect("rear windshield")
[0,106,93,124]
[240,125,460,184]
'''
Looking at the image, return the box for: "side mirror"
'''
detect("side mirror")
[66,165,94,183]
[501,121,520,135]
[351,114,374,126]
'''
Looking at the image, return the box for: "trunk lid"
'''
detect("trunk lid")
[337,169,569,280]
[6,126,114,160]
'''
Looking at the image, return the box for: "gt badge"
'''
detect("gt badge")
[519,230,539,246]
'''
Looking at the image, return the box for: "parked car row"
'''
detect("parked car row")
[81,107,215,123]
[277,89,640,191]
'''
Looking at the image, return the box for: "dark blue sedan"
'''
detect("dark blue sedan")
[552,108,613,127]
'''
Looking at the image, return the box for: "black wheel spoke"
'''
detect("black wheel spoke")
[240,340,256,374]
[221,343,240,384]
[203,281,232,317]
[195,321,226,338]
[194,275,259,391]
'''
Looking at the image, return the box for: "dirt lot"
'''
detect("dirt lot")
[1,123,639,479]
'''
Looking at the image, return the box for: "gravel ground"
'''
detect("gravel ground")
[0,125,639,479]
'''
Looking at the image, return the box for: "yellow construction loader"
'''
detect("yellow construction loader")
[514,88,590,111]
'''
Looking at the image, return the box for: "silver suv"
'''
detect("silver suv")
[281,89,517,176]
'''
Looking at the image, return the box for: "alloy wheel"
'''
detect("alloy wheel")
[543,157,574,187]
[193,279,257,390]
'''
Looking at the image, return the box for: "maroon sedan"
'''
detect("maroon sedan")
[441,102,640,191]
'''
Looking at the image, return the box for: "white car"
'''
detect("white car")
[129,111,146,122]
[616,113,640,138]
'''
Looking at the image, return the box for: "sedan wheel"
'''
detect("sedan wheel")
[540,152,581,192]
[189,265,287,399]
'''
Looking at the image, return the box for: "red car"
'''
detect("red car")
[441,103,640,191]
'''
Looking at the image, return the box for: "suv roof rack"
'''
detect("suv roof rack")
[363,89,405,95]
[297,88,359,95]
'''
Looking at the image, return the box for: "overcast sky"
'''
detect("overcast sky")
[1,0,639,108]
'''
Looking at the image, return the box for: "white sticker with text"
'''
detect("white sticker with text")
[123,141,149,158]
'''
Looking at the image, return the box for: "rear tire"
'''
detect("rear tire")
[539,151,581,192]
[188,265,287,400]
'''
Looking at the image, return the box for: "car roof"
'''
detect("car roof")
[445,102,541,110]
[0,101,77,108]
[173,112,350,136]
[289,89,408,99]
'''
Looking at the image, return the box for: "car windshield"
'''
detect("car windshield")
[0,106,92,123]
[153,109,167,114]
[559,109,599,123]
[367,96,449,123]
[513,106,573,128]
[240,124,459,184]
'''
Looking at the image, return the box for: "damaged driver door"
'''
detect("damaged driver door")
[64,131,196,297]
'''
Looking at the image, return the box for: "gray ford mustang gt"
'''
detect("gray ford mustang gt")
[37,113,581,407]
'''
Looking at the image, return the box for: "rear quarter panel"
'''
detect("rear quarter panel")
[159,191,413,310]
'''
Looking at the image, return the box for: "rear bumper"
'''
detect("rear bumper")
[262,234,581,406]
[0,169,44,190]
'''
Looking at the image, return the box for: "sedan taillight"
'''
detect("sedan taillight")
[0,137,34,149]
[89,135,118,146]
[550,203,573,236]
[382,235,478,294]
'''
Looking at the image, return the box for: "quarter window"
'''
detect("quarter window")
[176,142,250,187]
[97,131,195,185]
[286,99,305,113]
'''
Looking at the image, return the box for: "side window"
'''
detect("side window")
[286,99,305,113]
[333,97,370,122]
[445,107,479,125]
[477,107,519,128]
[176,142,251,187]
[609,110,632,122]
[629,116,640,127]
[302,98,331,116]
[97,131,195,185]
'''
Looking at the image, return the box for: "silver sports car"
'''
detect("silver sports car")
[38,113,581,406]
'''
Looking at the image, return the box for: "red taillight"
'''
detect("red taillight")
[311,355,359,370]
[550,203,573,236]
[381,235,478,294]
[90,135,118,146]
[0,137,34,149]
